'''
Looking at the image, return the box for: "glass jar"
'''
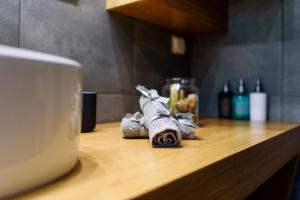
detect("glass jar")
[162,78,199,116]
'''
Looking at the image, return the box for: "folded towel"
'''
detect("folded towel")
[137,85,182,147]
[121,112,198,140]
[121,112,148,138]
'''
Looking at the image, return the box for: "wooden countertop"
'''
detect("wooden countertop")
[15,119,300,200]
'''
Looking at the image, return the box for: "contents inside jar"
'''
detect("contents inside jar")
[170,88,197,114]
[163,78,199,116]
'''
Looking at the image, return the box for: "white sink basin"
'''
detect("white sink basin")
[0,45,82,198]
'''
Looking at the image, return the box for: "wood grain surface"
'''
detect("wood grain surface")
[106,0,227,35]
[14,119,300,200]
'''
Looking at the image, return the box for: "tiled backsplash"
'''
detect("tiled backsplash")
[192,0,300,123]
[191,0,300,198]
[0,0,189,123]
[0,0,299,124]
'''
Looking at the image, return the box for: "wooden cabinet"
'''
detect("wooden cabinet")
[106,0,228,35]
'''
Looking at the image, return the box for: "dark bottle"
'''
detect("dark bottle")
[218,81,234,118]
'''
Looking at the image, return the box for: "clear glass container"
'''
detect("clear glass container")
[162,78,199,116]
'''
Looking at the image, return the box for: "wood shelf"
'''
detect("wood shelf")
[106,0,228,36]
[15,119,300,199]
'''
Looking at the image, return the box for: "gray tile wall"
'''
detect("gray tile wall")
[0,0,189,123]
[192,0,300,123]
[0,0,20,46]
[283,0,300,124]
[133,21,190,110]
[191,0,300,198]
[1,0,300,198]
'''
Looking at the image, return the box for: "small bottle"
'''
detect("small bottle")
[232,78,250,120]
[250,79,267,122]
[218,81,233,118]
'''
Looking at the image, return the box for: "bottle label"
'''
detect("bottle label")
[233,96,250,119]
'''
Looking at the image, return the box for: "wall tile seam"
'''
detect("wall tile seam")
[132,20,137,96]
[282,95,300,98]
[196,94,283,98]
[280,0,284,122]
[93,92,136,95]
[97,94,134,98]
[18,0,21,48]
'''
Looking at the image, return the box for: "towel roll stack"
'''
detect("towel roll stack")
[120,85,199,147]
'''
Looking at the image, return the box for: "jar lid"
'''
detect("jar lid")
[166,77,195,85]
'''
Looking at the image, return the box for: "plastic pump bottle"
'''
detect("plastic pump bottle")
[232,78,250,120]
[250,79,267,122]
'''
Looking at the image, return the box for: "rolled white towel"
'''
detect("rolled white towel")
[120,112,148,138]
[120,112,198,140]
[137,85,182,147]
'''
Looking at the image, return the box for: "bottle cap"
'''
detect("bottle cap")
[254,79,264,93]
[238,78,246,94]
[222,81,230,93]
